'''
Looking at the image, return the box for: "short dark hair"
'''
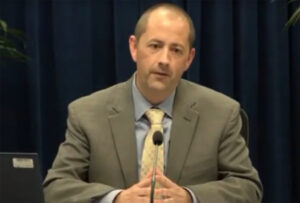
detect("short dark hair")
[134,3,195,48]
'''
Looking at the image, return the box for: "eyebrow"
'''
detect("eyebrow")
[148,39,185,49]
[148,39,163,44]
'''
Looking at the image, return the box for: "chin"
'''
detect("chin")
[148,81,168,91]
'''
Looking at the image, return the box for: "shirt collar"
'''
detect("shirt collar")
[132,74,175,121]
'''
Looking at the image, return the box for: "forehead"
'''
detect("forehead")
[141,9,190,46]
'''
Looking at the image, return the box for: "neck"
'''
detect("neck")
[139,88,168,105]
[134,74,176,105]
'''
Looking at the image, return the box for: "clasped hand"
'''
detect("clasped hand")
[114,168,192,203]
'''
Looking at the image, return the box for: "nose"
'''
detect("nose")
[158,48,170,67]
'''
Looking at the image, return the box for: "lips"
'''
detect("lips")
[152,71,169,77]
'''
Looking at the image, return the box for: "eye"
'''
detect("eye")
[149,43,160,50]
[171,47,183,55]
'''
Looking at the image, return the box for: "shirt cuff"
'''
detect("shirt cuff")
[93,189,123,203]
[183,187,199,203]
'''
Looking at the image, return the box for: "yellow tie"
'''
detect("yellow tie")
[140,108,164,180]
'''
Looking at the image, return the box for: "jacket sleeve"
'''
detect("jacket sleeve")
[187,104,263,203]
[43,103,114,203]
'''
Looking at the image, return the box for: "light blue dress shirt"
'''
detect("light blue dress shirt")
[132,77,174,177]
[97,76,198,203]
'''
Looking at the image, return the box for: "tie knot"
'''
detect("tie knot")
[145,108,164,125]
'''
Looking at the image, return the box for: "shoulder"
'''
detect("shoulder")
[68,79,130,113]
[177,79,240,113]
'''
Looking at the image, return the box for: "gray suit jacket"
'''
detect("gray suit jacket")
[43,78,263,203]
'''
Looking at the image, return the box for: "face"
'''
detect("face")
[129,9,195,104]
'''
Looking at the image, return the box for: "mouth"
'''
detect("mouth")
[152,71,169,77]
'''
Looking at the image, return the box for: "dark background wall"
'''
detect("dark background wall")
[0,0,299,202]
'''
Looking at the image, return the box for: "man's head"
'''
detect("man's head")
[134,3,195,49]
[129,3,196,104]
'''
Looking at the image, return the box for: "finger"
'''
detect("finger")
[135,187,151,196]
[146,168,154,178]
[162,198,173,203]
[137,177,152,187]
[154,198,166,203]
[157,198,173,203]
[153,192,173,203]
[156,174,175,188]
[136,196,151,203]
[116,188,150,203]
[141,168,154,180]
[155,188,172,199]
[155,168,163,175]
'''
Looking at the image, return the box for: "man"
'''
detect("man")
[43,3,263,203]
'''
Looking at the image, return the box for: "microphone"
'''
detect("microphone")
[150,131,163,203]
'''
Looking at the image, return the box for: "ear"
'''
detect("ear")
[184,48,195,71]
[129,35,137,62]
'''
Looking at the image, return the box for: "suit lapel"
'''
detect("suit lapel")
[108,79,139,187]
[166,80,200,183]
[107,78,200,186]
